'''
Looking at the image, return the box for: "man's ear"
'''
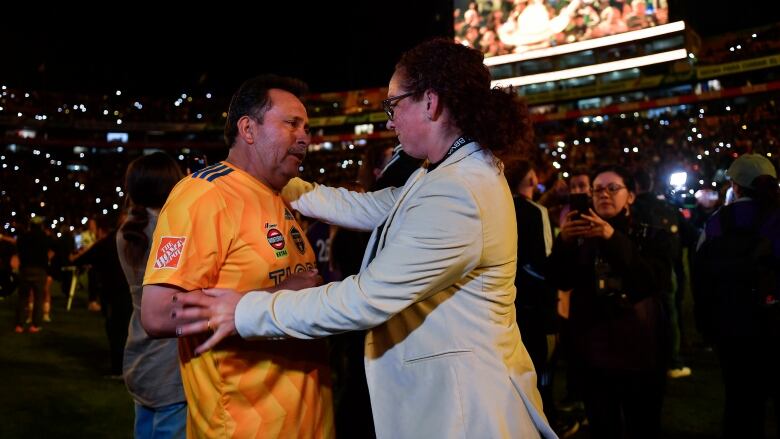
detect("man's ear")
[237,116,254,144]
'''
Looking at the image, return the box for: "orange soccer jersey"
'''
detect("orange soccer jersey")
[144,161,334,439]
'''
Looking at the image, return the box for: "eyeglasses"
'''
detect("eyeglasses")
[382,91,416,121]
[592,184,627,195]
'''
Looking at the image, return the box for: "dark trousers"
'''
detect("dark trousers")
[717,337,780,439]
[581,366,666,439]
[16,267,47,327]
[330,331,375,439]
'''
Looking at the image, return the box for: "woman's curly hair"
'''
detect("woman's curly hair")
[395,38,533,166]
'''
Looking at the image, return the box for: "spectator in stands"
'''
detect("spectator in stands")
[548,165,668,439]
[117,152,187,438]
[175,38,556,438]
[592,6,628,37]
[625,0,656,31]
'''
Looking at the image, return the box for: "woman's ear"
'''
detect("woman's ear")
[425,89,442,121]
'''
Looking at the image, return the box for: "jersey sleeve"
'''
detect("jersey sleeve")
[143,179,235,290]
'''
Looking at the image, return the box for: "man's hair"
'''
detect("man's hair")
[223,74,308,147]
[506,159,533,190]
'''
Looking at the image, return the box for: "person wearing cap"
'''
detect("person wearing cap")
[693,153,780,438]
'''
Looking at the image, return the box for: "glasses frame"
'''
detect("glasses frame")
[382,91,416,121]
[592,184,627,196]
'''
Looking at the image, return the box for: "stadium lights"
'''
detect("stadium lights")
[492,49,688,87]
[484,21,686,66]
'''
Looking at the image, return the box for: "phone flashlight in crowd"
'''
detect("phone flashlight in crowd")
[669,171,688,189]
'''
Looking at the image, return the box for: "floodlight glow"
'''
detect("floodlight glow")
[491,49,688,87]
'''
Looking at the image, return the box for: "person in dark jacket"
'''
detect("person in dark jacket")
[507,160,559,427]
[632,169,697,379]
[548,165,670,439]
[694,153,780,438]
[72,218,132,376]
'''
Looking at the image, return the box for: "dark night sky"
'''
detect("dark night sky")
[0,1,776,97]
[1,2,451,96]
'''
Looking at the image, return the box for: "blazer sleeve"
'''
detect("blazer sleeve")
[283,177,403,231]
[235,175,483,339]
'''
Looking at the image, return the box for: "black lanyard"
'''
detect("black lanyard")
[427,136,474,172]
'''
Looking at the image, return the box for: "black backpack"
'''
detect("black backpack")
[695,205,780,338]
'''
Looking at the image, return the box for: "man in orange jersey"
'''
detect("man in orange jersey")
[141,75,334,438]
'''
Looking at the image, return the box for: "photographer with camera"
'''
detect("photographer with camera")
[548,165,670,439]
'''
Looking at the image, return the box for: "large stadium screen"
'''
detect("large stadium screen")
[454,0,669,56]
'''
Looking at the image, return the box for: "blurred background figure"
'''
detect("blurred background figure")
[71,216,131,378]
[632,168,696,379]
[73,218,102,312]
[14,216,54,333]
[694,153,780,438]
[507,160,571,435]
[117,152,187,439]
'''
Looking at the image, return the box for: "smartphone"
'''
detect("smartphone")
[569,193,590,218]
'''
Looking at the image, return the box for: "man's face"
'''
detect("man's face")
[517,169,538,199]
[569,174,591,195]
[249,89,310,191]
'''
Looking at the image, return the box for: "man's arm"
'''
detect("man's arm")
[141,284,187,338]
[283,177,406,231]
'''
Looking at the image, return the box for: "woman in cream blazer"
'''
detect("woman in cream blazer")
[176,39,556,439]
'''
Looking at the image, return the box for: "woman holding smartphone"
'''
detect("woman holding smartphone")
[548,165,670,439]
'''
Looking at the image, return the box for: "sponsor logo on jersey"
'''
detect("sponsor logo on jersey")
[267,228,288,258]
[267,229,286,250]
[290,226,306,254]
[154,236,186,269]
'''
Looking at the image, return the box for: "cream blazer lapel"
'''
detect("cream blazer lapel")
[360,167,427,270]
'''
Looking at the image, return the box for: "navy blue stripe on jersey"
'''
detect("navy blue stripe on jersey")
[193,164,228,180]
[191,162,223,179]
[206,168,234,182]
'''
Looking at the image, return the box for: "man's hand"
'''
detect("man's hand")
[173,269,322,354]
[271,269,322,292]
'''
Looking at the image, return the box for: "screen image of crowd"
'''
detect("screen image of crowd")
[2,19,780,439]
[453,0,669,56]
